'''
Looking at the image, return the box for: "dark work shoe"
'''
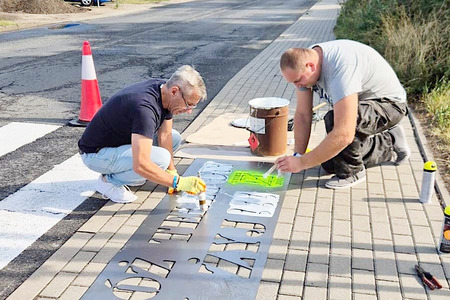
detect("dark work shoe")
[325,168,366,189]
[388,125,411,165]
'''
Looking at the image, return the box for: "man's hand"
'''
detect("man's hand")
[166,169,179,177]
[177,176,206,194]
[276,156,304,173]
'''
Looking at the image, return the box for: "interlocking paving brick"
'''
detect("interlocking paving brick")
[40,272,77,298]
[373,249,399,282]
[396,253,418,275]
[352,230,373,250]
[303,286,327,299]
[333,219,351,236]
[391,218,412,236]
[370,207,389,223]
[290,230,310,251]
[71,262,107,287]
[376,280,402,300]
[108,225,139,246]
[412,226,436,245]
[277,295,300,300]
[274,223,293,240]
[393,234,415,254]
[269,239,290,260]
[352,248,374,271]
[282,195,299,209]
[334,191,351,206]
[331,234,351,256]
[329,253,351,278]
[62,251,96,274]
[299,190,316,203]
[82,232,114,252]
[333,204,351,221]
[408,209,430,227]
[315,197,333,212]
[279,270,305,297]
[124,210,149,227]
[278,208,296,224]
[399,273,427,299]
[293,216,313,232]
[59,285,88,300]
[297,203,315,217]
[328,276,351,300]
[262,259,285,282]
[387,202,408,219]
[285,249,308,272]
[367,182,384,196]
[352,215,371,232]
[310,225,331,244]
[78,211,115,233]
[416,244,441,264]
[371,221,392,240]
[255,281,279,300]
[352,269,376,295]
[90,242,123,264]
[308,242,330,264]
[353,293,377,300]
[305,263,328,287]
[313,211,331,227]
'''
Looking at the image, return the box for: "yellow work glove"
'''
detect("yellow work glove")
[166,169,179,194]
[177,176,206,194]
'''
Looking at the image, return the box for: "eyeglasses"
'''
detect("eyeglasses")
[179,88,197,110]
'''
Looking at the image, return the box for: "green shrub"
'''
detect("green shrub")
[381,6,450,95]
[423,81,450,132]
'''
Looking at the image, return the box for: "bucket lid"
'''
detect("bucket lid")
[248,97,290,109]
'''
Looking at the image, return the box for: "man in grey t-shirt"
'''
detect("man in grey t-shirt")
[275,40,411,189]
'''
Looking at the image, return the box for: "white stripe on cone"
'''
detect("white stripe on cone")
[82,55,97,80]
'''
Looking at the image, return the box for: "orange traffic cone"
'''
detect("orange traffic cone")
[69,41,102,127]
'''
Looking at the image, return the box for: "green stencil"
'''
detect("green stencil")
[227,170,284,188]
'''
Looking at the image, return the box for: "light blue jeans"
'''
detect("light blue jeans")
[81,130,181,186]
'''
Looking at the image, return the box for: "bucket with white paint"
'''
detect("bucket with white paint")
[248,97,290,156]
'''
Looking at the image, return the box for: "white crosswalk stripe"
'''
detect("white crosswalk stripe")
[0,122,98,270]
[0,122,61,157]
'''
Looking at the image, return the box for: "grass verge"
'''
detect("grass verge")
[335,0,450,188]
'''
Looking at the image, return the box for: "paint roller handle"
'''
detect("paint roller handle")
[312,102,327,112]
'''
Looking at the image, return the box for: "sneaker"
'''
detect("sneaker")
[95,175,137,203]
[325,168,366,189]
[388,124,411,165]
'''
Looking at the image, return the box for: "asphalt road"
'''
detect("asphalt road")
[0,0,315,296]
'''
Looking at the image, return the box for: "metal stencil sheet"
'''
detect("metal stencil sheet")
[82,159,291,300]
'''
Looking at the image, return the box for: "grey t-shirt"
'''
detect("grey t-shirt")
[309,40,406,105]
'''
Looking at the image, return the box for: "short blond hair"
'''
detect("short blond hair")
[280,48,316,71]
[167,65,207,101]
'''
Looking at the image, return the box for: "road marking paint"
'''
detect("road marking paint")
[0,122,61,157]
[0,154,98,270]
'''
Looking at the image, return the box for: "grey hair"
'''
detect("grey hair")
[166,65,207,101]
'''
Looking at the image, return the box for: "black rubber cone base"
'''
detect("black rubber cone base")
[68,119,90,127]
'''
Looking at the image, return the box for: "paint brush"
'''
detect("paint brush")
[197,172,208,211]
[263,164,277,179]
[263,152,304,179]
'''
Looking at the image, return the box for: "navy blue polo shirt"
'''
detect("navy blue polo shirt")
[78,79,172,153]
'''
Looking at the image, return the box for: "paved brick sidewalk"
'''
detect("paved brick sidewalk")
[8,0,450,299]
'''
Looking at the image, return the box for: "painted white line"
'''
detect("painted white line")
[0,154,98,270]
[0,122,61,157]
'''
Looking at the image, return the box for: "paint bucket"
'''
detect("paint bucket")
[248,97,290,156]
